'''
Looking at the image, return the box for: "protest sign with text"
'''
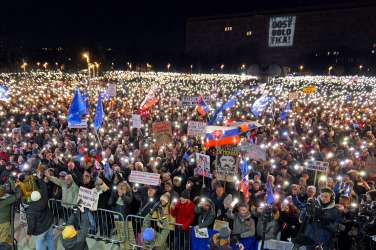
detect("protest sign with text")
[152,121,172,147]
[77,187,100,211]
[129,170,161,186]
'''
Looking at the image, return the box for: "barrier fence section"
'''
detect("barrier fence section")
[48,199,126,245]
[125,214,191,250]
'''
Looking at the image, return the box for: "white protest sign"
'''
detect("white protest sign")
[181,96,210,107]
[77,187,100,211]
[304,160,329,173]
[187,121,207,137]
[107,84,117,97]
[129,170,161,186]
[268,16,296,47]
[131,114,142,128]
[68,120,88,129]
[195,153,211,177]
[239,144,267,161]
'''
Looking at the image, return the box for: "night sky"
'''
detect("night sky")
[0,0,366,52]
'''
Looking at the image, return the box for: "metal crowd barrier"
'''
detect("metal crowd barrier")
[48,199,126,245]
[125,214,191,250]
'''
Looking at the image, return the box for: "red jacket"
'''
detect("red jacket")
[171,201,196,231]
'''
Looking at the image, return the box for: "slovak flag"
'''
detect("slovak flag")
[197,96,210,117]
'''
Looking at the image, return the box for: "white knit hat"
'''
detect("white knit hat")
[31,191,41,202]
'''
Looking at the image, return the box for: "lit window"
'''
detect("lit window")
[224,26,232,32]
[246,31,252,36]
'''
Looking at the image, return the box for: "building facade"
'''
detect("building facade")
[186,3,376,74]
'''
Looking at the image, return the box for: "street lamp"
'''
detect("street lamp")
[220,64,225,70]
[20,62,28,72]
[240,64,246,70]
[94,62,99,77]
[328,66,333,75]
[43,62,48,70]
[82,53,90,77]
[299,65,304,71]
[167,63,171,71]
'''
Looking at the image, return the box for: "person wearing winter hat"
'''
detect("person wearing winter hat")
[152,192,175,230]
[61,204,90,250]
[26,177,55,250]
[171,190,195,250]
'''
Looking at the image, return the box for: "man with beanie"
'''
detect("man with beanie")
[171,190,195,250]
[26,176,55,250]
[61,204,90,250]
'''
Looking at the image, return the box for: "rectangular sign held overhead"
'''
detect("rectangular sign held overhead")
[195,153,211,177]
[131,114,142,129]
[77,187,100,211]
[305,160,329,172]
[181,96,210,107]
[107,84,117,97]
[215,146,240,182]
[152,121,173,147]
[187,121,207,137]
[268,16,296,47]
[129,170,161,186]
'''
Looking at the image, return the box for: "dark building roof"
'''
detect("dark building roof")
[186,1,376,74]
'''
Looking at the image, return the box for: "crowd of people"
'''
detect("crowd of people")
[0,71,375,250]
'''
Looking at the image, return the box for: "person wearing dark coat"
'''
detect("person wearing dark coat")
[26,177,55,250]
[297,188,343,250]
[61,206,90,250]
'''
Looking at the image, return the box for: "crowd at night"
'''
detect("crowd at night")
[0,71,374,250]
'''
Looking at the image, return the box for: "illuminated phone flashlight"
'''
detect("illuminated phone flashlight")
[173,198,178,204]
[113,186,117,190]
[190,158,195,163]
[274,193,280,201]
[231,198,239,207]
[336,175,343,181]
[135,183,139,188]
[149,198,154,203]
[12,172,17,177]
[283,181,289,187]
[350,202,358,208]
[359,171,366,177]
[23,163,29,171]
[319,175,327,182]
[200,197,206,203]
[283,199,289,205]
[259,202,265,208]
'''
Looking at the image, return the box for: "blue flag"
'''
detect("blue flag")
[183,152,190,161]
[104,162,113,180]
[94,94,105,130]
[67,88,87,124]
[208,96,237,125]
[241,159,248,176]
[0,85,10,101]
[280,101,292,121]
[251,96,273,118]
[266,183,274,205]
[100,91,110,101]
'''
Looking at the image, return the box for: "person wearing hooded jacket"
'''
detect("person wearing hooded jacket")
[297,187,343,250]
[26,176,55,250]
[61,205,90,250]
